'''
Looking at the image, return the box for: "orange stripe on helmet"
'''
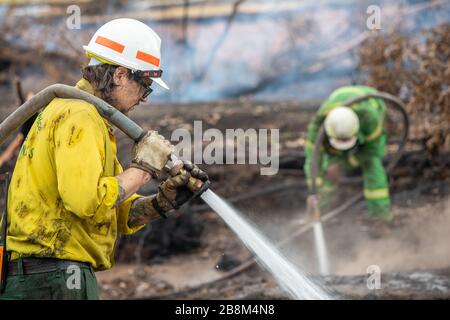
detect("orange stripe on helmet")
[136,50,160,67]
[95,36,125,53]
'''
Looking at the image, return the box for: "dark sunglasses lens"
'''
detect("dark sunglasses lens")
[142,87,153,99]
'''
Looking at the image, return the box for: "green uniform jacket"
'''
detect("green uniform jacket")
[304,86,391,220]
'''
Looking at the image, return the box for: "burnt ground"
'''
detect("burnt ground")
[97,100,449,299]
[1,98,449,299]
[0,0,448,301]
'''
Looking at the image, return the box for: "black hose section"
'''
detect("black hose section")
[341,92,409,173]
[310,126,326,196]
[14,79,25,105]
[0,84,146,146]
[310,92,410,195]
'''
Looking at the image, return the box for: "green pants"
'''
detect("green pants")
[314,147,392,222]
[0,260,99,300]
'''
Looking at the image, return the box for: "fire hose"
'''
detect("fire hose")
[0,84,209,193]
[0,84,146,146]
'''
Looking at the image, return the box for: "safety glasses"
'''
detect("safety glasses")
[131,71,155,99]
[137,79,153,99]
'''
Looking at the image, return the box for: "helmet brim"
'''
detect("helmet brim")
[329,136,357,151]
[152,77,170,90]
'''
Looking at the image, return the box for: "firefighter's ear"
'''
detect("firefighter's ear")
[113,67,129,86]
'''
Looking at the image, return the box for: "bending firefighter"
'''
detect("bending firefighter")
[304,86,392,224]
[0,18,209,300]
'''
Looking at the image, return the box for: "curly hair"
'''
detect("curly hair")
[81,64,132,104]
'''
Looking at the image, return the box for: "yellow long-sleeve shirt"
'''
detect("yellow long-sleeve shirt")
[6,78,143,271]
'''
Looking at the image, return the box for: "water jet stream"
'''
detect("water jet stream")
[201,189,332,300]
[313,221,330,275]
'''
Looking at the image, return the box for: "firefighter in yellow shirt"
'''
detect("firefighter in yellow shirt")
[0,18,208,300]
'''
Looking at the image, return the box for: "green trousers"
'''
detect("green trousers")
[315,150,392,222]
[0,260,100,300]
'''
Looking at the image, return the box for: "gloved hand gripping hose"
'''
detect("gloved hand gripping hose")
[168,154,210,198]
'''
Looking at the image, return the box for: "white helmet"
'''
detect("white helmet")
[83,18,169,90]
[324,106,359,150]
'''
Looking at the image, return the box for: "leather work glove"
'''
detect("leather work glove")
[168,160,209,193]
[129,130,175,178]
[154,160,210,216]
[128,161,210,227]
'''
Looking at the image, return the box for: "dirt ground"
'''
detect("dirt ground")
[95,181,450,299]
[84,100,450,299]
[1,97,448,299]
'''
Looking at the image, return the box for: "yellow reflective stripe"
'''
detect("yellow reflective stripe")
[321,102,342,116]
[86,52,115,65]
[348,155,359,167]
[305,140,315,150]
[321,184,335,192]
[365,102,385,142]
[364,188,389,200]
[307,177,323,187]
[336,87,369,109]
[316,177,323,186]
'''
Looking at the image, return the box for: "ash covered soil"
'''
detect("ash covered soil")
[1,98,449,299]
[97,100,450,300]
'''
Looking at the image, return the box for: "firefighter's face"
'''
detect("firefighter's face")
[111,66,150,113]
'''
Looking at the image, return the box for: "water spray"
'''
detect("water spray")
[169,153,331,299]
[308,125,331,276]
[201,189,331,299]
[308,193,330,276]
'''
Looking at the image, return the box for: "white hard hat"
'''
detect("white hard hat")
[324,106,359,150]
[83,18,169,90]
